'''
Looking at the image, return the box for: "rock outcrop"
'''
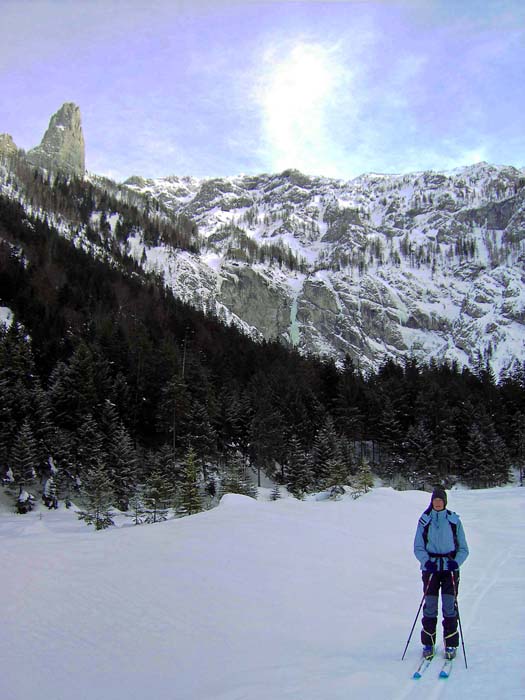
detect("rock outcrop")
[0,133,19,158]
[27,103,85,177]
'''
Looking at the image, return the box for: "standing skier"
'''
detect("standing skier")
[413,488,469,660]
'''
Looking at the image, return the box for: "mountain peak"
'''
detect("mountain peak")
[27,102,85,177]
[0,133,19,158]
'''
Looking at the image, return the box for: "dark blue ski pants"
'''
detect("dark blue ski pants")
[421,571,459,647]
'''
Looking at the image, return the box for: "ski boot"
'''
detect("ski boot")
[444,646,457,660]
[422,645,434,660]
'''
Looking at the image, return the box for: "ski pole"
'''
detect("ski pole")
[451,571,468,669]
[401,573,433,660]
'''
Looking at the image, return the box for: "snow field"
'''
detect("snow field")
[1,486,524,700]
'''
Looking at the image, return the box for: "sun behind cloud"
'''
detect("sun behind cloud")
[257,41,350,176]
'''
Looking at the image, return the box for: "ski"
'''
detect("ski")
[413,655,434,679]
[439,659,454,678]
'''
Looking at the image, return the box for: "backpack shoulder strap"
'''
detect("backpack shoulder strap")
[446,509,459,554]
[421,505,432,547]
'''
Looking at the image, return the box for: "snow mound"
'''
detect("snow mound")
[218,493,258,507]
[0,306,13,327]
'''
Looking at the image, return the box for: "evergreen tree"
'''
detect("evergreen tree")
[0,322,38,472]
[216,385,243,455]
[51,428,78,507]
[101,401,137,510]
[510,411,525,485]
[143,459,176,523]
[403,420,436,485]
[270,483,281,500]
[11,419,38,501]
[73,413,106,485]
[325,453,351,497]
[376,396,405,480]
[310,415,342,489]
[463,423,492,488]
[479,411,510,486]
[156,375,191,454]
[178,447,204,516]
[332,366,364,443]
[248,380,286,483]
[77,464,115,530]
[126,484,146,525]
[48,343,99,431]
[352,457,374,498]
[188,402,217,479]
[465,410,510,487]
[31,383,55,476]
[109,421,137,511]
[433,415,461,482]
[219,453,257,499]
[285,433,312,498]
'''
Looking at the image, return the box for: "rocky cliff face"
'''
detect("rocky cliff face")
[124,164,525,374]
[0,134,19,158]
[26,103,85,177]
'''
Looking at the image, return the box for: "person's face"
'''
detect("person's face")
[432,497,445,511]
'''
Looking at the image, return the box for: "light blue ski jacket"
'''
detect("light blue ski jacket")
[414,508,469,571]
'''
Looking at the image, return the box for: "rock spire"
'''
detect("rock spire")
[0,133,19,158]
[27,102,85,177]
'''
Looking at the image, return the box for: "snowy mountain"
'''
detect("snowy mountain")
[122,163,525,374]
[2,103,525,373]
[2,485,523,700]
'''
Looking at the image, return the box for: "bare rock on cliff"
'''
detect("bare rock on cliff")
[27,103,85,177]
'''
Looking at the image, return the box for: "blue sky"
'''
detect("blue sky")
[1,0,524,182]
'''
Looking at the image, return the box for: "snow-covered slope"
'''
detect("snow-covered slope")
[2,486,523,700]
[124,164,525,374]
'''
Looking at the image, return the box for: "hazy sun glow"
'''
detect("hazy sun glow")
[259,42,346,175]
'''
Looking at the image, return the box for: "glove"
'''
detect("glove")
[424,560,438,573]
[447,559,459,571]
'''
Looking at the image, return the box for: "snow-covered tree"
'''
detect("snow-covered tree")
[43,473,58,509]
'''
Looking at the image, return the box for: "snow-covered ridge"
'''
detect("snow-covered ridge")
[122,162,525,374]
[1,147,524,373]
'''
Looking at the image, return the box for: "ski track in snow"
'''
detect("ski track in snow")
[1,486,524,700]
